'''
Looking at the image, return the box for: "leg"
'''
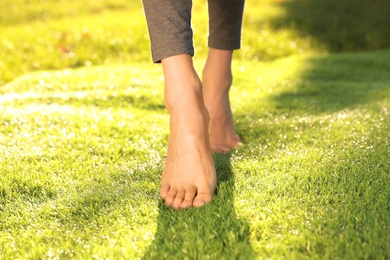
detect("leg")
[207,0,245,51]
[142,0,216,208]
[161,55,216,209]
[203,0,245,152]
[202,48,242,153]
[142,0,194,63]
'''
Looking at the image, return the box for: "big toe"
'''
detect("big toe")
[235,137,243,145]
[232,139,243,149]
[193,192,212,208]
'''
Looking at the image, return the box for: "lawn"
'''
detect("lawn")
[1,0,390,259]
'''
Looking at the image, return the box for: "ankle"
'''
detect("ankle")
[202,69,232,94]
[161,54,204,112]
[202,48,233,92]
[164,81,205,114]
[169,104,208,124]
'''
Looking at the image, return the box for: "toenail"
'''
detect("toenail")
[195,200,206,207]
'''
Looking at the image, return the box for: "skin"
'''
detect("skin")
[203,49,243,153]
[160,49,242,209]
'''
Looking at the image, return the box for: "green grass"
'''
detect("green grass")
[1,0,390,259]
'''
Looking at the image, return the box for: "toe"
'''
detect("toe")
[232,136,243,148]
[172,190,185,209]
[221,145,232,153]
[179,188,197,209]
[235,141,243,148]
[164,188,177,207]
[160,183,170,200]
[193,191,212,208]
[210,144,230,153]
[218,145,233,153]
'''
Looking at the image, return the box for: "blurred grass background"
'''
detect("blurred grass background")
[1,0,389,86]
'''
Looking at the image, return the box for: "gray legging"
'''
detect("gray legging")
[142,0,245,63]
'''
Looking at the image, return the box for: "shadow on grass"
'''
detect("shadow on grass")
[270,0,390,52]
[142,153,255,259]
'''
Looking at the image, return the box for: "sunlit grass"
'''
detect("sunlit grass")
[1,49,390,258]
[1,0,390,258]
[0,65,165,259]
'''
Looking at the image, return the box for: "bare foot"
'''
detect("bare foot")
[202,49,242,153]
[160,55,217,209]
